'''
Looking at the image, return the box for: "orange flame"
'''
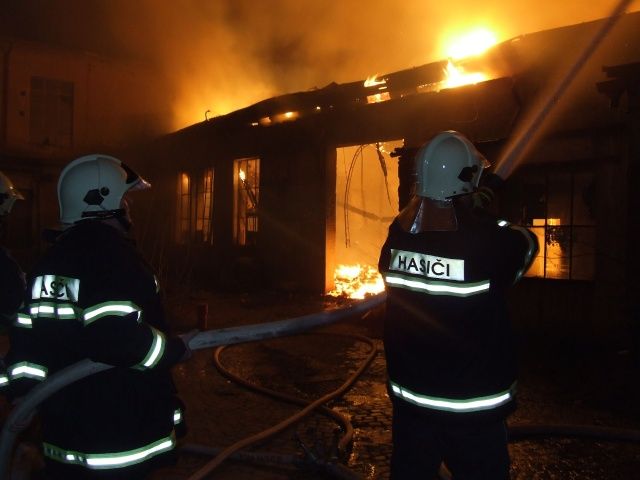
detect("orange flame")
[442,60,488,89]
[364,75,386,87]
[445,28,497,60]
[328,264,385,299]
[239,169,246,181]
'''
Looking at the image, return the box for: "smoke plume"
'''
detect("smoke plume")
[2,0,639,129]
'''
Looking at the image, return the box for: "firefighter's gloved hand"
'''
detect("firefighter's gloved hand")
[471,186,496,209]
[481,172,505,192]
[179,329,199,362]
[473,172,505,209]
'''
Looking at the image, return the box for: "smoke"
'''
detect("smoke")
[2,0,640,130]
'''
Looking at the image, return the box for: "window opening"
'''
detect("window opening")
[29,76,74,147]
[233,158,260,246]
[519,170,595,280]
[176,169,214,244]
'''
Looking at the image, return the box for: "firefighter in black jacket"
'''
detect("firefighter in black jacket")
[0,170,25,400]
[0,171,25,328]
[378,131,538,479]
[4,154,193,479]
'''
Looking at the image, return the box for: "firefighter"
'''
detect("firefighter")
[4,154,194,479]
[378,131,538,479]
[0,170,25,326]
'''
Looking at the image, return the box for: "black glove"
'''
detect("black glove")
[472,172,505,209]
[480,172,505,192]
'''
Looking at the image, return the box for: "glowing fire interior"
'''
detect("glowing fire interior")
[328,264,385,299]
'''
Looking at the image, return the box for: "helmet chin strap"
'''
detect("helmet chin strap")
[115,212,132,232]
[79,209,132,232]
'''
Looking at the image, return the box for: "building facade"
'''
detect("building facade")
[0,37,172,269]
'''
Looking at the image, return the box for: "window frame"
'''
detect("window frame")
[504,163,596,281]
[175,168,214,245]
[29,76,74,148]
[233,157,260,247]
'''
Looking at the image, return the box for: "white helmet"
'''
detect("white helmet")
[0,171,24,216]
[57,154,150,224]
[415,130,489,200]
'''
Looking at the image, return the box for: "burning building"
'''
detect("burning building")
[126,11,638,339]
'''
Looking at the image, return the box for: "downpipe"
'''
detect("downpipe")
[0,294,386,479]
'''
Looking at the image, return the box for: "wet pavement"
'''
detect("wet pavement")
[148,290,640,480]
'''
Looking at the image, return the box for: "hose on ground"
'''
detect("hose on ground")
[212,332,376,457]
[181,440,360,480]
[185,332,378,480]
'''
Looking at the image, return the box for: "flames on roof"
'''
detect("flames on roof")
[246,28,500,127]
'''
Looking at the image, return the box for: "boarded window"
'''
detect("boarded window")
[29,76,74,147]
[176,168,214,244]
[233,158,260,246]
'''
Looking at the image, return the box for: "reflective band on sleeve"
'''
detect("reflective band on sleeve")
[173,409,182,425]
[82,301,141,325]
[384,272,490,297]
[390,381,515,412]
[0,375,9,386]
[15,313,32,328]
[43,432,176,470]
[497,219,510,227]
[28,302,78,320]
[9,362,48,381]
[55,305,77,319]
[30,303,55,317]
[137,327,166,369]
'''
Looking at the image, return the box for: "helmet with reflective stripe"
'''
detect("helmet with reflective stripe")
[0,171,24,216]
[415,131,490,200]
[57,154,150,224]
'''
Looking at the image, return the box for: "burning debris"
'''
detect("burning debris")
[328,264,385,300]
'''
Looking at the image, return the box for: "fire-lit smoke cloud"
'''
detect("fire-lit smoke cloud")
[3,0,640,130]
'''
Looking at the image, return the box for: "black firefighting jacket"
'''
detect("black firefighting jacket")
[4,220,187,472]
[0,246,25,325]
[378,204,538,423]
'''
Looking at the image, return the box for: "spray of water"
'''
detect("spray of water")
[493,0,635,179]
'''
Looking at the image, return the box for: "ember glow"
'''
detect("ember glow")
[364,75,387,87]
[367,92,391,104]
[328,264,385,299]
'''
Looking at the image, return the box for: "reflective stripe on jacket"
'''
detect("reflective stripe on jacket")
[379,207,538,422]
[390,381,516,413]
[4,220,186,471]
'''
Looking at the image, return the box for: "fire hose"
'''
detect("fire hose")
[0,294,385,479]
[182,332,378,480]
